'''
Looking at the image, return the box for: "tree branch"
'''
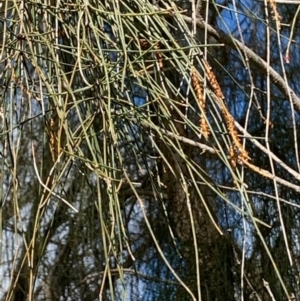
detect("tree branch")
[181,15,300,112]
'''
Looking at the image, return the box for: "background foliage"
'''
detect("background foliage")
[1,0,300,300]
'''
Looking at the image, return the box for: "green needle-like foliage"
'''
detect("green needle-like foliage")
[1,1,300,301]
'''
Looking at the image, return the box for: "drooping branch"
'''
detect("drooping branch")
[181,15,300,113]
